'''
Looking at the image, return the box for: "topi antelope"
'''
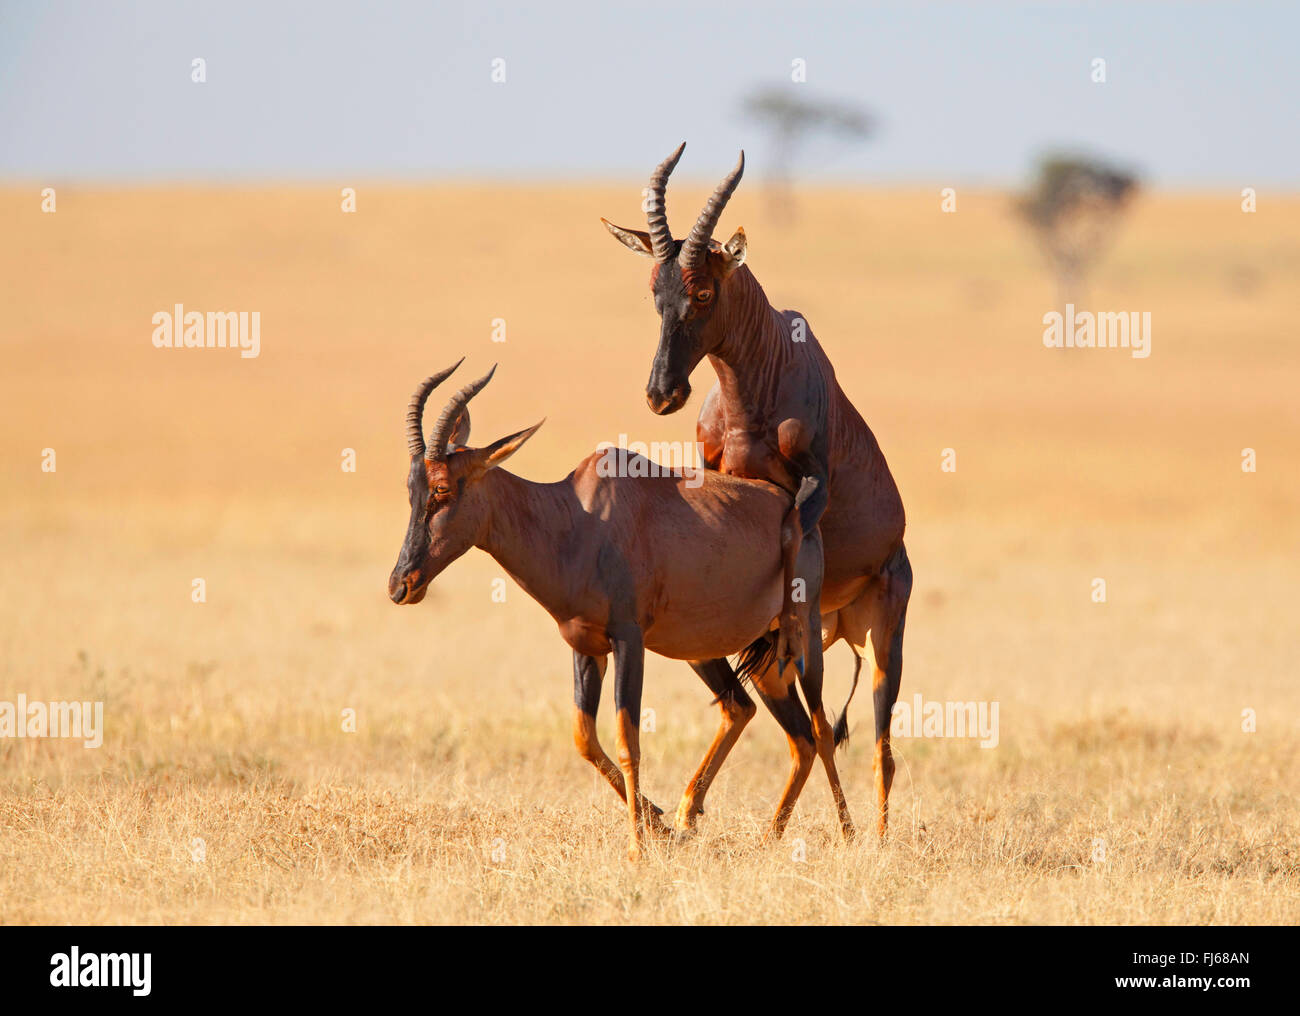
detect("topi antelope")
[387,361,829,861]
[603,143,912,839]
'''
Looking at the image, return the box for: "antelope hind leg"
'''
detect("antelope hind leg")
[676,659,758,832]
[749,658,817,843]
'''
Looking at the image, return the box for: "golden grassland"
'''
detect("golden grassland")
[0,183,1297,924]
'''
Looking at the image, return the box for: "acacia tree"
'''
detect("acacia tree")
[1018,154,1138,304]
[742,89,875,220]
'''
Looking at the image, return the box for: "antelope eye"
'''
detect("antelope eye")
[695,290,713,303]
[433,484,451,496]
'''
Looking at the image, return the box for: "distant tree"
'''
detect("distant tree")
[1018,154,1138,304]
[742,89,875,220]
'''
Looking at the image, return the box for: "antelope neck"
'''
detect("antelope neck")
[708,267,795,416]
[476,468,585,617]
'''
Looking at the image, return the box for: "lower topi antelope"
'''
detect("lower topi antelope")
[388,360,837,861]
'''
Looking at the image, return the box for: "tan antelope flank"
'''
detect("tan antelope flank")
[387,361,825,860]
[603,143,912,839]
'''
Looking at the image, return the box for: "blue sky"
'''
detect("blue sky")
[1,1,1295,186]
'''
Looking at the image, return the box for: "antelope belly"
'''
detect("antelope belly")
[643,584,782,661]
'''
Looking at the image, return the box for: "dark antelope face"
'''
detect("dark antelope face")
[602,143,748,416]
[388,361,542,605]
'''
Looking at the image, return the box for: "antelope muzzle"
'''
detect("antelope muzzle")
[388,561,429,605]
[645,330,694,415]
[646,377,691,415]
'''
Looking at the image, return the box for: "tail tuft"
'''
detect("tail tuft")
[833,647,864,750]
[832,709,851,748]
[733,632,778,689]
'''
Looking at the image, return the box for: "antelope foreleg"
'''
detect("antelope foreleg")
[791,527,854,840]
[572,651,670,839]
[611,627,648,861]
[774,501,806,674]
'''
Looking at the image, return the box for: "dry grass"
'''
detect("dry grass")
[1,184,1297,923]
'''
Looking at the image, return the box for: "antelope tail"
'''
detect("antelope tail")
[795,475,821,537]
[733,631,778,689]
[832,646,864,749]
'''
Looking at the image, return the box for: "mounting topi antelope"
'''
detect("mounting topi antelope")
[387,361,830,861]
[603,143,913,839]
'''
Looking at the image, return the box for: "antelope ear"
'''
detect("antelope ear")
[720,227,747,274]
[476,420,545,473]
[601,218,655,258]
[447,407,471,450]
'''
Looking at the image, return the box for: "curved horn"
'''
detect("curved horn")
[427,364,497,459]
[406,358,464,458]
[679,150,745,272]
[646,142,686,264]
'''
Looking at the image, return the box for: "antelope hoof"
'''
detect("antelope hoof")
[675,799,704,832]
[636,796,673,838]
[646,811,675,839]
[670,822,699,845]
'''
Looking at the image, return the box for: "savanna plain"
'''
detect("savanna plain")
[1,183,1297,924]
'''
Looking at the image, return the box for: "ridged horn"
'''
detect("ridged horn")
[646,142,686,263]
[406,358,464,458]
[679,150,744,271]
[427,364,497,459]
